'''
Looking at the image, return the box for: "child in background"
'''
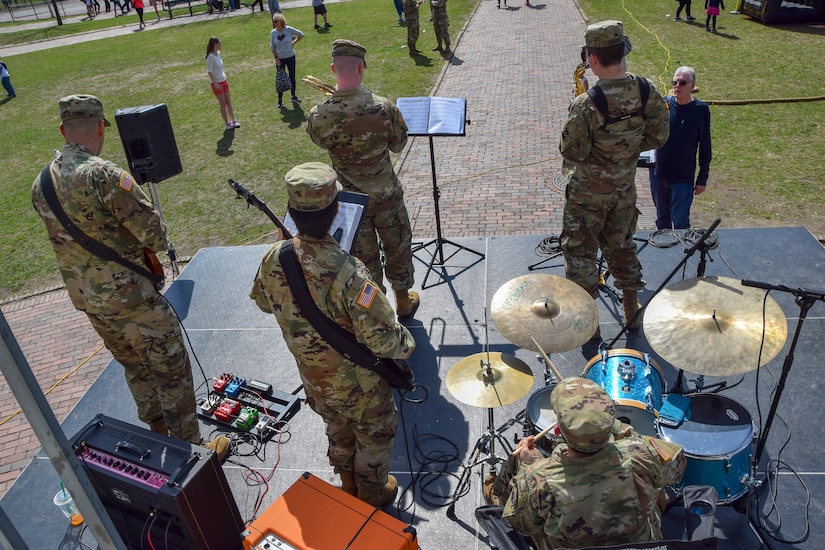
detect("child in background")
[312,0,332,29]
[705,0,724,32]
[0,58,16,98]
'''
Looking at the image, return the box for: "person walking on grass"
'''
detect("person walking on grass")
[313,0,332,29]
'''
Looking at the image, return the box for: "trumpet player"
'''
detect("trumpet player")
[306,40,420,319]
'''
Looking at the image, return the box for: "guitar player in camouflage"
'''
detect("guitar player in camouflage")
[31,94,218,453]
[250,162,416,507]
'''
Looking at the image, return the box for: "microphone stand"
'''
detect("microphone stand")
[605,219,721,394]
[740,280,825,465]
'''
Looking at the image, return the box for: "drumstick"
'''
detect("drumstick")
[529,335,564,382]
[510,423,556,457]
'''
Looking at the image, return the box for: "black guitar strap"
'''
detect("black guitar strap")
[38,163,163,285]
[278,240,413,390]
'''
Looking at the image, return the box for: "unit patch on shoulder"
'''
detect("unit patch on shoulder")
[119,173,135,192]
[356,281,379,309]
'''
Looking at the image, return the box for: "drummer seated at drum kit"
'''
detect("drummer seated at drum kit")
[496,378,687,550]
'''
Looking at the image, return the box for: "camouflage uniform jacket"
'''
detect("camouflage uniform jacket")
[560,75,670,196]
[306,86,408,204]
[250,235,415,414]
[503,422,686,549]
[31,143,167,315]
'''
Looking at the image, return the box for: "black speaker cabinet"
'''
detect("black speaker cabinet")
[69,414,243,550]
[115,104,182,185]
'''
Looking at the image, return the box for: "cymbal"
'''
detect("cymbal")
[644,276,788,376]
[446,352,534,408]
[491,274,599,353]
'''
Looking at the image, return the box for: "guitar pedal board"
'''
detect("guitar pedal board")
[198,372,300,438]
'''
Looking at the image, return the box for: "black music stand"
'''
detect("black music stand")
[397,97,485,288]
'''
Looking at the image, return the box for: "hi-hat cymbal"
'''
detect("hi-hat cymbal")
[446,352,534,408]
[491,274,599,353]
[644,276,788,376]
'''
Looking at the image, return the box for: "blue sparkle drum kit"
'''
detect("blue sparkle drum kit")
[487,273,789,506]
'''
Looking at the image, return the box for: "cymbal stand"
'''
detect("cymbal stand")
[604,219,722,394]
[412,136,485,288]
[447,310,514,518]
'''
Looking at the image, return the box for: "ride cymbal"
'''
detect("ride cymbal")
[491,274,599,353]
[446,352,534,408]
[644,276,788,376]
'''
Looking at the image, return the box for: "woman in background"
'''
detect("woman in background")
[206,37,240,130]
[270,13,304,109]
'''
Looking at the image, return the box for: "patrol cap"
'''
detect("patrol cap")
[551,377,615,453]
[58,94,111,127]
[584,20,625,49]
[332,39,367,67]
[285,162,341,212]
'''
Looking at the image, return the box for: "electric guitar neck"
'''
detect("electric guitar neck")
[228,179,294,239]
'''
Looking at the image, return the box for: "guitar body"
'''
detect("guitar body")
[143,248,165,279]
[381,358,414,390]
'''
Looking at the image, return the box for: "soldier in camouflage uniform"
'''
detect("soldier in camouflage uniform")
[306,40,420,319]
[431,0,450,52]
[500,378,686,549]
[250,162,416,507]
[31,95,204,446]
[404,0,424,56]
[559,21,669,335]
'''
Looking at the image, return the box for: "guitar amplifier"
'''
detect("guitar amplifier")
[69,414,244,550]
[242,472,418,550]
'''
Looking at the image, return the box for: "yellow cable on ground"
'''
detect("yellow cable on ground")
[0,343,106,427]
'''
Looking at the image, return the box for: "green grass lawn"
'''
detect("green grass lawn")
[0,0,473,299]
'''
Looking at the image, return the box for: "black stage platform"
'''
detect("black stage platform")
[2,227,824,549]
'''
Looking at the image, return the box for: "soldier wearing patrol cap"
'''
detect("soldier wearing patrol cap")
[559,21,670,341]
[31,95,230,457]
[250,162,416,507]
[499,378,686,549]
[306,40,420,320]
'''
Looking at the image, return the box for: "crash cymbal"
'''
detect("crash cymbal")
[644,276,788,376]
[491,274,599,353]
[446,352,534,408]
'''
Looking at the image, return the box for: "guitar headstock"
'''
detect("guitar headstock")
[228,179,264,209]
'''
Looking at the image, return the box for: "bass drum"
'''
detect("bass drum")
[657,393,755,503]
[526,385,562,456]
[582,348,665,412]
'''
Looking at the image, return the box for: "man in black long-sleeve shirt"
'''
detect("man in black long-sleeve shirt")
[649,66,712,230]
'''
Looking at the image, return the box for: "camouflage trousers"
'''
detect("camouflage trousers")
[353,192,415,293]
[304,379,398,503]
[85,294,201,444]
[560,187,644,297]
[406,15,420,50]
[432,5,449,47]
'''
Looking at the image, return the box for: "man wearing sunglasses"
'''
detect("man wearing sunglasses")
[649,67,712,230]
[559,21,670,335]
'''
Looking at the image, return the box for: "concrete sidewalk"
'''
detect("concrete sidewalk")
[0,0,661,502]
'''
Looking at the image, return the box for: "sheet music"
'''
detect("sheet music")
[283,191,367,254]
[397,97,467,136]
[397,97,431,136]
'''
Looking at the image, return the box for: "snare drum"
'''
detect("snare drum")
[582,349,665,412]
[657,393,755,503]
[614,399,658,437]
[526,386,561,456]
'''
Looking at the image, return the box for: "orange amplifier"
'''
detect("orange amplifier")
[242,472,418,550]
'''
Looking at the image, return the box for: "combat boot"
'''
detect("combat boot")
[623,290,642,330]
[395,289,420,318]
[339,471,357,496]
[203,435,231,462]
[359,475,399,507]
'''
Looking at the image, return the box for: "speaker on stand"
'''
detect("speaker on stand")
[115,103,183,276]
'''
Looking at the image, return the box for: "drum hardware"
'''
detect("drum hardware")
[446,310,533,519]
[739,279,825,466]
[644,276,788,377]
[604,219,721,384]
[491,273,599,354]
[528,334,564,387]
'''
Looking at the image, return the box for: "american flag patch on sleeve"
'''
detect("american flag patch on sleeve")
[357,281,379,309]
[119,173,134,192]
